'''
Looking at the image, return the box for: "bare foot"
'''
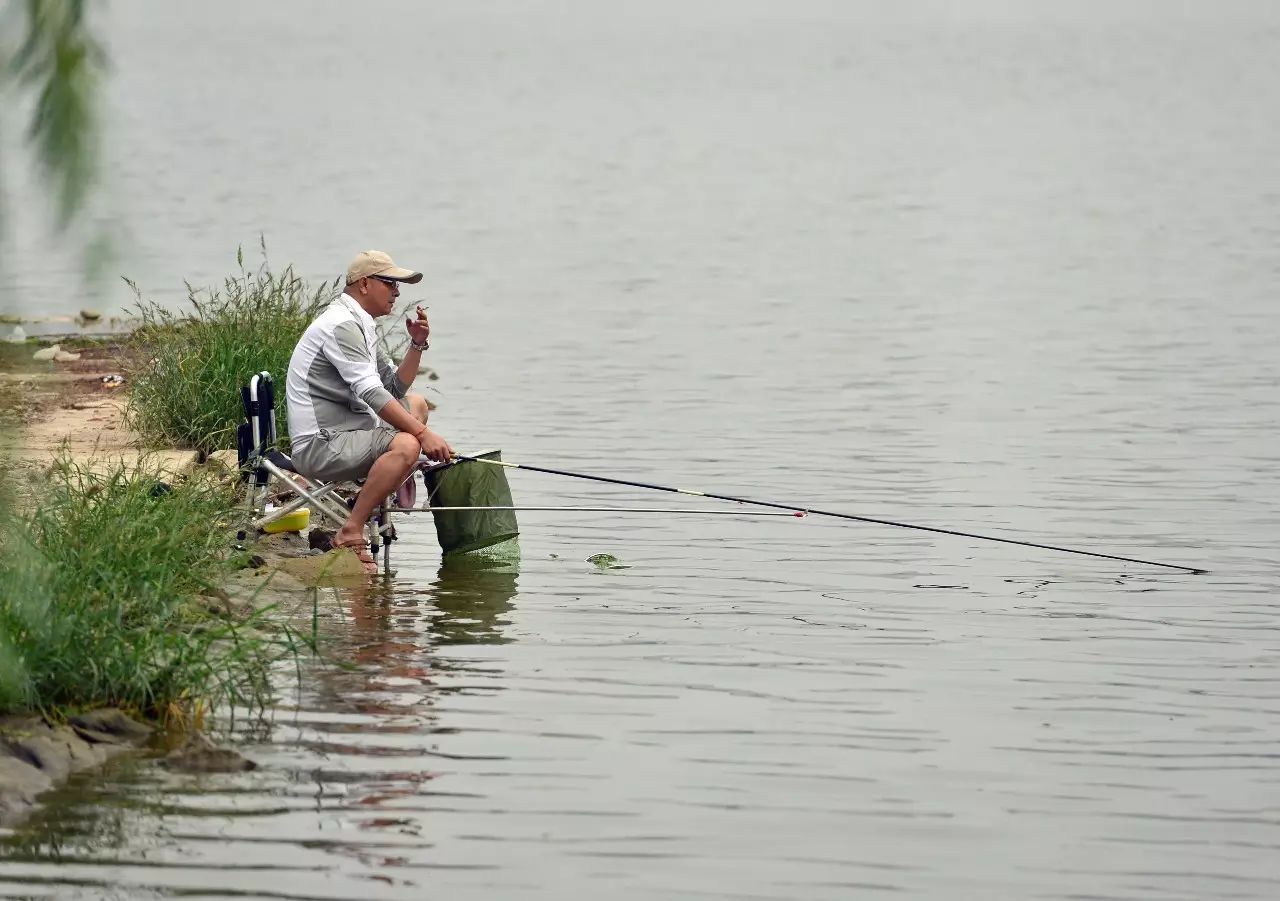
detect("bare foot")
[333,536,377,575]
[332,525,365,548]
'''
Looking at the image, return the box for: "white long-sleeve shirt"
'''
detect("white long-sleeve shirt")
[285,293,408,447]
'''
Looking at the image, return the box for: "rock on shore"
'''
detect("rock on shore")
[0,709,152,826]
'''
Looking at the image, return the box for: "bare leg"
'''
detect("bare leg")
[405,393,429,425]
[333,432,419,548]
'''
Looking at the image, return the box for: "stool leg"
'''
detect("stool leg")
[380,499,392,574]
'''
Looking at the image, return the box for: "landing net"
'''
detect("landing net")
[424,450,520,556]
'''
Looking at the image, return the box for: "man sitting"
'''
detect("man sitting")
[285,250,454,572]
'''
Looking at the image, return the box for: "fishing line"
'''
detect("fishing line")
[452,454,1207,575]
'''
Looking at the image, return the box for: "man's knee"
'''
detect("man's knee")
[385,431,420,465]
[405,393,429,423]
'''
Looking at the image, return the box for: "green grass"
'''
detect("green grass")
[124,246,339,452]
[0,457,312,720]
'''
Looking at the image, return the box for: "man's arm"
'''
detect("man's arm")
[322,321,452,461]
[397,305,431,387]
[323,321,399,413]
[373,395,452,462]
[374,344,410,398]
[373,344,421,398]
[396,344,423,389]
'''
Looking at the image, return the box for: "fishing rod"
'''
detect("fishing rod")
[393,505,804,516]
[452,454,1207,575]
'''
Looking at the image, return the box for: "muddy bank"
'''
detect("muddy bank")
[0,709,152,827]
[0,337,198,475]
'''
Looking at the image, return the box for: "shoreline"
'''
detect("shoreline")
[0,335,199,475]
[0,335,358,827]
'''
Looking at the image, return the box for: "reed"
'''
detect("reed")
[124,244,339,452]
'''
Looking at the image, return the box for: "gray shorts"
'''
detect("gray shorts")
[292,426,400,483]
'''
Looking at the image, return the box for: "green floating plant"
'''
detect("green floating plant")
[586,553,631,570]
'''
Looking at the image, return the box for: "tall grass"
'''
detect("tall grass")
[124,246,339,452]
[0,467,32,703]
[0,457,311,719]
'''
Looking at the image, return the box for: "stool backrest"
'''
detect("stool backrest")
[237,371,276,484]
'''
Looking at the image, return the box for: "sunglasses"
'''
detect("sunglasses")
[370,275,400,288]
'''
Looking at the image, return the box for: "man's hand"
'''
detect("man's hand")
[417,427,453,463]
[406,305,430,347]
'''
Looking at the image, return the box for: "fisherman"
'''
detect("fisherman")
[285,250,454,573]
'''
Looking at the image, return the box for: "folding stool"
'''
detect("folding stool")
[236,372,352,535]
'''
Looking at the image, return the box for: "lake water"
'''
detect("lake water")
[2,1,1279,898]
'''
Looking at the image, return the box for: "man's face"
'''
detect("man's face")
[365,275,400,316]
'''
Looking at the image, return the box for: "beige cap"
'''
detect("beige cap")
[345,250,423,285]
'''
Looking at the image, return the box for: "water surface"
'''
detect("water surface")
[2,1,1278,898]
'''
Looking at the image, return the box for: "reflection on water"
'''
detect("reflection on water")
[0,551,525,900]
[345,547,519,660]
[427,549,520,647]
[296,548,520,733]
[0,769,137,866]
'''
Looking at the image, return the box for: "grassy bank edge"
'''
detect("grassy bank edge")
[0,452,323,727]
[1,249,358,726]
